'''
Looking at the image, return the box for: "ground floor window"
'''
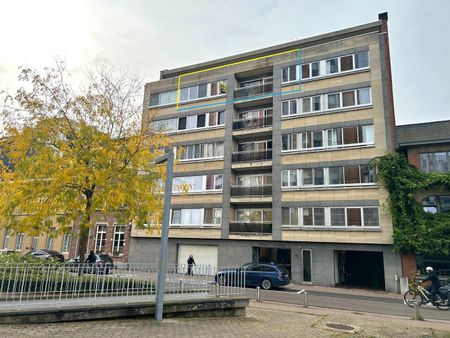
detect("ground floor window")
[113,224,125,255]
[417,254,450,276]
[302,249,312,283]
[62,231,72,253]
[95,223,107,253]
[15,233,24,251]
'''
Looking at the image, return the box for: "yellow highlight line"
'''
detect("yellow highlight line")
[175,48,300,109]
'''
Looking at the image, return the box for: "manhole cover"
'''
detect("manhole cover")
[325,323,356,332]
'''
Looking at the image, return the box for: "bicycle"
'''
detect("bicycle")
[403,281,450,311]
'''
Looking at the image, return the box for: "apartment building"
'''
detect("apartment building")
[130,12,402,291]
[397,120,450,278]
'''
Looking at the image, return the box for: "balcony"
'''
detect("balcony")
[229,221,272,234]
[231,149,272,163]
[233,115,273,131]
[234,82,273,100]
[231,185,272,197]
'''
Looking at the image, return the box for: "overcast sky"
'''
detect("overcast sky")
[0,0,449,125]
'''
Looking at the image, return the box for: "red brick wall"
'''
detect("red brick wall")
[401,253,417,278]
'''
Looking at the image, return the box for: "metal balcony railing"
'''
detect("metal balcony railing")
[229,221,272,234]
[233,115,273,130]
[234,83,273,99]
[231,185,272,197]
[232,149,272,163]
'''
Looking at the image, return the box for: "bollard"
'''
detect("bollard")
[304,291,308,308]
[413,302,421,320]
[256,286,261,302]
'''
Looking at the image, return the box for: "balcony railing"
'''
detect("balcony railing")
[233,115,273,130]
[234,83,273,99]
[232,149,272,163]
[229,221,272,234]
[231,185,272,197]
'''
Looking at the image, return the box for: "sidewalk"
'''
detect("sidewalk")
[2,298,449,337]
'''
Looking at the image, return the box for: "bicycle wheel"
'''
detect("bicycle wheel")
[403,290,423,307]
[435,296,450,311]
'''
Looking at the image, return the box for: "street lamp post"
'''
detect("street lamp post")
[154,147,174,321]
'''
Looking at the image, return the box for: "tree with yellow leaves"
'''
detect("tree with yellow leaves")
[0,61,169,259]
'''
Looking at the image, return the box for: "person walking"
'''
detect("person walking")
[187,254,196,276]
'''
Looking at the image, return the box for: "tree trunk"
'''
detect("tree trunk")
[77,190,93,271]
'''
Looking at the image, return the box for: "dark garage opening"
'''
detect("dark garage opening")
[336,250,385,290]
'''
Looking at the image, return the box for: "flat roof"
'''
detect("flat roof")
[160,20,383,79]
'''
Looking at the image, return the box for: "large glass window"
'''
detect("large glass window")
[314,208,325,226]
[62,231,71,253]
[355,51,369,68]
[311,62,320,77]
[113,224,126,254]
[303,208,313,225]
[357,88,371,105]
[329,167,344,185]
[420,152,450,173]
[363,208,379,226]
[326,58,339,74]
[327,93,340,109]
[302,168,313,185]
[331,208,346,226]
[95,224,107,253]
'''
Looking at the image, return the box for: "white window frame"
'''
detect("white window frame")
[112,224,126,255]
[95,223,108,253]
[281,64,300,84]
[170,208,222,228]
[2,228,10,249]
[15,233,24,251]
[62,232,72,253]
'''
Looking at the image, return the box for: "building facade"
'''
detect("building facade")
[397,120,450,278]
[129,13,402,291]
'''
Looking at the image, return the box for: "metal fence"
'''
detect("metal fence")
[0,263,245,308]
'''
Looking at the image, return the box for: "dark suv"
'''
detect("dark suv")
[215,262,290,290]
[66,254,114,274]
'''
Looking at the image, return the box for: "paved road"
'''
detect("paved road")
[244,287,450,321]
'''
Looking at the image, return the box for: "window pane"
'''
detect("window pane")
[218,111,225,125]
[198,84,207,98]
[282,135,289,151]
[302,97,311,113]
[302,64,310,79]
[434,152,448,172]
[150,94,159,106]
[188,86,199,100]
[303,208,313,225]
[171,210,181,224]
[355,51,369,68]
[206,175,214,190]
[311,62,320,76]
[178,117,187,130]
[215,175,223,190]
[302,132,312,149]
[282,101,289,116]
[342,91,355,107]
[204,208,213,224]
[329,167,344,184]
[327,93,340,109]
[208,112,217,126]
[282,68,288,83]
[197,114,206,128]
[186,115,197,129]
[191,209,202,224]
[340,55,353,71]
[215,143,224,157]
[314,168,324,185]
[312,96,321,111]
[360,164,376,183]
[290,208,298,225]
[313,131,322,148]
[363,208,379,226]
[290,170,298,186]
[211,82,218,96]
[347,208,362,226]
[357,88,371,105]
[331,208,345,226]
[360,125,374,143]
[213,209,222,224]
[343,127,358,144]
[290,100,297,115]
[282,170,289,187]
[314,208,325,226]
[344,165,360,184]
[282,208,290,225]
[326,58,338,74]
[303,168,313,185]
[180,88,189,101]
[289,65,297,81]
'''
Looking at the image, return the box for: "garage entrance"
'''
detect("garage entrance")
[177,245,218,275]
[335,250,385,290]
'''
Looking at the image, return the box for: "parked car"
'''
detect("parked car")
[25,249,64,262]
[215,262,290,290]
[65,253,114,274]
[0,249,15,255]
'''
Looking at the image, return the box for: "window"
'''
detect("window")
[422,195,450,213]
[218,111,225,125]
[178,117,187,130]
[303,208,313,225]
[331,208,346,226]
[197,114,206,128]
[326,58,339,74]
[282,134,298,151]
[215,175,223,190]
[361,164,376,183]
[344,165,360,184]
[342,91,355,107]
[179,142,224,161]
[282,65,298,83]
[31,236,39,250]
[45,228,55,250]
[359,125,374,143]
[282,99,297,116]
[301,131,313,149]
[282,169,298,187]
[171,209,181,224]
[314,168,324,185]
[302,97,311,113]
[186,115,197,129]
[340,55,353,71]
[327,93,340,109]
[347,208,362,226]
[363,208,379,226]
[209,112,218,126]
[355,51,369,69]
[312,96,321,111]
[329,167,344,185]
[302,64,310,79]
[420,152,450,173]
[313,131,323,148]
[302,168,313,185]
[15,233,24,251]
[314,208,325,226]
[95,224,107,253]
[204,208,222,225]
[198,84,207,98]
[62,231,71,253]
[311,62,320,77]
[357,88,371,105]
[2,228,10,249]
[326,129,342,147]
[343,127,358,144]
[113,224,125,254]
